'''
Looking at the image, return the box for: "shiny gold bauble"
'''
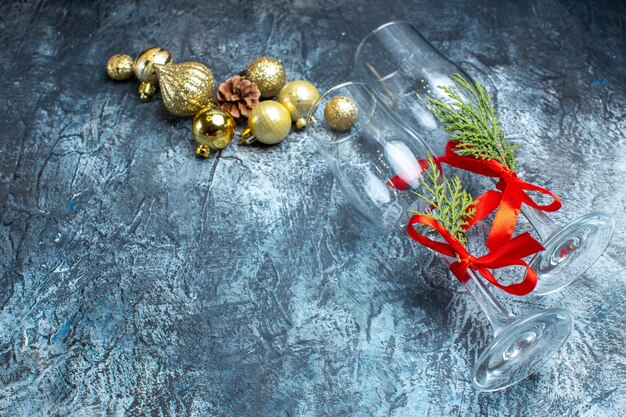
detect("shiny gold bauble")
[133,47,173,84]
[278,80,320,130]
[244,56,286,98]
[324,95,359,132]
[156,62,215,117]
[106,54,134,80]
[192,106,236,158]
[240,101,291,145]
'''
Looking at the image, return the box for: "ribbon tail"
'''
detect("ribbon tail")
[486,187,523,251]
[471,232,544,296]
[450,260,537,296]
[406,215,462,259]
[480,232,545,267]
[465,189,502,230]
[518,180,563,212]
[475,264,538,296]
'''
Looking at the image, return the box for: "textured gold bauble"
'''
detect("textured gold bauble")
[156,62,215,117]
[278,80,320,130]
[192,106,236,158]
[240,101,291,145]
[244,56,286,98]
[133,47,173,84]
[106,54,134,80]
[324,95,359,132]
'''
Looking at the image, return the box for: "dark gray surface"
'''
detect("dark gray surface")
[0,0,624,416]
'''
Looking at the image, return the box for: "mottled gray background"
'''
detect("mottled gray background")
[0,0,624,416]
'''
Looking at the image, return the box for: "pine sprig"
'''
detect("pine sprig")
[426,73,520,171]
[411,156,476,246]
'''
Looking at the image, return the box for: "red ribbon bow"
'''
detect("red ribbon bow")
[407,214,544,295]
[444,141,561,251]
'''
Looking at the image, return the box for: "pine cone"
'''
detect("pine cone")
[216,75,261,120]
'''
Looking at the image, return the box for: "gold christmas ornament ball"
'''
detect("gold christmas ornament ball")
[278,80,320,129]
[324,95,359,132]
[106,54,134,80]
[133,47,173,84]
[156,62,215,117]
[192,106,236,158]
[241,101,291,145]
[244,56,286,98]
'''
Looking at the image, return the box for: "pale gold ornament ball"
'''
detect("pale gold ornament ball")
[134,47,173,102]
[278,80,320,130]
[192,106,236,158]
[324,95,359,132]
[244,56,286,98]
[106,54,134,80]
[134,47,173,83]
[240,101,291,145]
[156,62,215,117]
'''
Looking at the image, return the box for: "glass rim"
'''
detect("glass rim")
[305,81,379,146]
[353,20,476,87]
[353,20,414,70]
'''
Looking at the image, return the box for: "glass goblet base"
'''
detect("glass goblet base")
[472,308,573,392]
[531,212,615,296]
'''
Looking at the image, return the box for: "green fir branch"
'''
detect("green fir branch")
[411,156,476,246]
[426,73,519,170]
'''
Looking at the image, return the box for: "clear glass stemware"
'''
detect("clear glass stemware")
[353,20,615,296]
[306,81,572,392]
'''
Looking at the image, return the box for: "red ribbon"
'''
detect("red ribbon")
[407,214,544,296]
[444,141,561,251]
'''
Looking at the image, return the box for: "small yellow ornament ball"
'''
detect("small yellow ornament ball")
[324,95,359,132]
[106,54,134,80]
[245,56,286,98]
[192,106,236,158]
[278,80,320,130]
[241,101,291,145]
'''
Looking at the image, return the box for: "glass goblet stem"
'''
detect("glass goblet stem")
[521,205,558,242]
[440,256,572,391]
[441,258,516,335]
